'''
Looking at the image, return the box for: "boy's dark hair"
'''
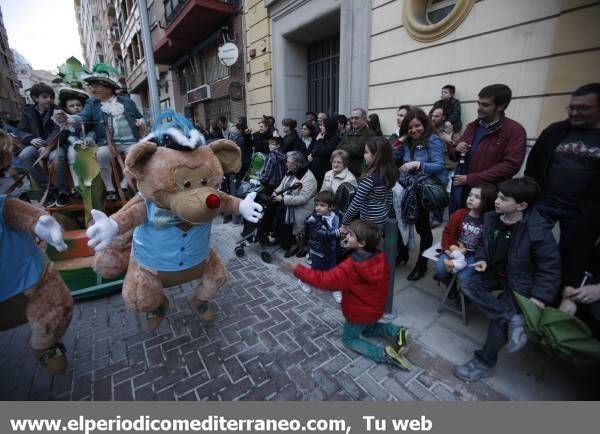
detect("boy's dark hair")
[282,118,297,129]
[268,135,282,146]
[497,176,540,207]
[335,114,347,126]
[305,111,317,119]
[478,84,512,111]
[30,83,55,99]
[572,83,600,104]
[442,84,456,95]
[348,219,381,252]
[314,190,335,207]
[0,130,13,170]
[471,182,497,214]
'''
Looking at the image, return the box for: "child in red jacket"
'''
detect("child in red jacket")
[435,183,497,290]
[281,219,412,370]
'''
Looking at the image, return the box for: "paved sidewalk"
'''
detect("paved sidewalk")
[0,217,596,400]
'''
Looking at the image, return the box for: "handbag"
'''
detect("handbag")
[407,140,449,211]
[420,175,449,211]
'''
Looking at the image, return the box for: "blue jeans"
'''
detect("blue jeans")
[19,145,69,193]
[435,252,477,287]
[342,320,401,363]
[461,271,518,367]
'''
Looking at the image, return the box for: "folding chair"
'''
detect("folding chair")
[422,242,469,325]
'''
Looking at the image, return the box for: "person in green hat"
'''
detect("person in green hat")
[54,63,145,201]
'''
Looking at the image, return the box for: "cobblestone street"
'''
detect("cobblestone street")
[0,218,518,401]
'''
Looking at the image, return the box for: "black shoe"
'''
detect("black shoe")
[284,245,300,258]
[296,246,309,257]
[105,190,117,201]
[407,259,427,281]
[55,192,71,207]
[42,190,57,208]
[396,249,409,266]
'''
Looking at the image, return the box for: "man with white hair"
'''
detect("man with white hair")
[337,107,376,177]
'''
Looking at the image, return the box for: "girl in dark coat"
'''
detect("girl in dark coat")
[280,118,303,155]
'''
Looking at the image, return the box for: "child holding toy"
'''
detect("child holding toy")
[435,183,497,288]
[281,219,412,370]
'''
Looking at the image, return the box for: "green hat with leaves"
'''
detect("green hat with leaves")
[54,57,90,102]
[83,62,122,89]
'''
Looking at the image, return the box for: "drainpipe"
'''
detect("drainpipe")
[138,0,160,124]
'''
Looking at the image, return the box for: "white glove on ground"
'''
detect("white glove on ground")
[86,209,119,252]
[239,192,263,223]
[34,215,67,252]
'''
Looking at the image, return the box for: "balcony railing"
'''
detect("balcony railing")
[163,0,236,25]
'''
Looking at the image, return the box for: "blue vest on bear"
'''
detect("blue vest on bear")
[0,195,44,302]
[132,199,212,272]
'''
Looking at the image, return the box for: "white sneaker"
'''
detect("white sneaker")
[332,291,342,303]
[298,280,312,294]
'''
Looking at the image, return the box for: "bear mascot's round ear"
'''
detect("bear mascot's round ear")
[124,141,158,180]
[209,139,241,174]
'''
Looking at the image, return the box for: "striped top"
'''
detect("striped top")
[342,170,392,227]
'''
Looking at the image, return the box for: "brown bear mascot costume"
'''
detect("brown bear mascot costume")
[0,131,73,374]
[87,112,262,330]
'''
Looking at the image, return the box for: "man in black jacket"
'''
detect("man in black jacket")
[454,177,560,382]
[17,83,68,207]
[525,83,600,252]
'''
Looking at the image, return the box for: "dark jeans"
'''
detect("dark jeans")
[309,250,336,271]
[461,270,518,367]
[415,205,433,256]
[535,197,580,253]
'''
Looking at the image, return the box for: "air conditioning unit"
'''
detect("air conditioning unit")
[186,84,211,104]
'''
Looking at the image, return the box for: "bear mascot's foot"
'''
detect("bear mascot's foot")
[146,296,170,331]
[190,297,215,322]
[35,343,68,375]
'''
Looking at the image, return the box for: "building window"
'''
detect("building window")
[403,0,475,42]
[204,46,229,84]
[426,0,456,24]
[307,35,339,117]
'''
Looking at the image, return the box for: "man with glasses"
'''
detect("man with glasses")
[337,107,376,177]
[525,83,600,251]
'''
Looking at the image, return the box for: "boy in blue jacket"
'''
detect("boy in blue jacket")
[300,191,342,302]
[454,177,560,382]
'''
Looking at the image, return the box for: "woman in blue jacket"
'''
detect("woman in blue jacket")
[395,108,445,280]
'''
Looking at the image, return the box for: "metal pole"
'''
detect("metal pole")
[138,0,160,124]
[383,218,398,320]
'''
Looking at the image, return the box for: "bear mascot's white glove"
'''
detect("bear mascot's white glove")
[239,192,263,223]
[34,215,68,252]
[86,209,119,252]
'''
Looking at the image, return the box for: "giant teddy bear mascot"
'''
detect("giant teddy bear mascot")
[87,112,263,330]
[1,133,73,375]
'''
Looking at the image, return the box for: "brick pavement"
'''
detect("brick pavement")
[0,220,507,401]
